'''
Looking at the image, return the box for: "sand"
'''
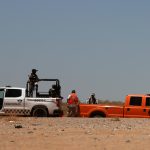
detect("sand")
[0,116,150,150]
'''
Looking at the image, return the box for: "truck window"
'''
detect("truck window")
[5,89,22,97]
[0,89,4,110]
[146,97,150,106]
[129,97,142,106]
[0,89,4,99]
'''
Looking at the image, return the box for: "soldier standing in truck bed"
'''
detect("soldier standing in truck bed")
[28,69,39,97]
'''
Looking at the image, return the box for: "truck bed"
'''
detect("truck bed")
[79,103,124,118]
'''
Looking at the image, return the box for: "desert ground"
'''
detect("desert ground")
[0,116,150,150]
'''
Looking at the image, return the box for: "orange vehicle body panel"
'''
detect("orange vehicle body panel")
[79,94,150,118]
[79,104,124,117]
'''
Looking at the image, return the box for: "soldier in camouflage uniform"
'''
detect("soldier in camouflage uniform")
[28,69,39,97]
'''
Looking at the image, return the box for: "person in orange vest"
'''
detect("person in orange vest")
[67,90,79,117]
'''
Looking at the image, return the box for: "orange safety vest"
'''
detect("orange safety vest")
[68,93,79,105]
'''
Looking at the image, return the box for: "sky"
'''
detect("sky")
[0,0,150,102]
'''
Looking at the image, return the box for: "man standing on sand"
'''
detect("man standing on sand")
[67,90,79,117]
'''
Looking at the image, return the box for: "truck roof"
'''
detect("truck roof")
[0,86,25,90]
[127,94,150,97]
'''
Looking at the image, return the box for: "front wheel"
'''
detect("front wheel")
[32,107,48,117]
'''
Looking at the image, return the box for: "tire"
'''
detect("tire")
[32,107,48,117]
[92,114,103,118]
[90,111,106,118]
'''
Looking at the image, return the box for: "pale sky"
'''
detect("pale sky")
[0,0,150,101]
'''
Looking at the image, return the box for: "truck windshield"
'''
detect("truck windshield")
[0,89,4,99]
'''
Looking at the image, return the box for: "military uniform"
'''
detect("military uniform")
[28,69,39,97]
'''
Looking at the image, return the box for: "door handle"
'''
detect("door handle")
[143,109,146,112]
[127,108,130,111]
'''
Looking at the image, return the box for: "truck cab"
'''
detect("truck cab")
[123,94,150,118]
[0,87,26,115]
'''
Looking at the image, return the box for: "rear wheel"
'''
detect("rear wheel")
[92,114,104,118]
[32,107,48,117]
[90,111,106,118]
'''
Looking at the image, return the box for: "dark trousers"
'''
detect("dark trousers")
[67,104,78,117]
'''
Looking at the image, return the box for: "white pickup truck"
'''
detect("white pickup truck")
[0,86,63,117]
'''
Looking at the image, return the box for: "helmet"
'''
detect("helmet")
[52,84,56,89]
[32,69,38,73]
[92,93,95,96]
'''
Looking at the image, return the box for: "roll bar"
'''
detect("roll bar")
[26,79,61,98]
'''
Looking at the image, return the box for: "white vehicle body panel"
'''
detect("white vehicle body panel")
[0,86,62,116]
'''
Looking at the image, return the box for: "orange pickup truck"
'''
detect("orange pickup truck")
[79,94,150,118]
